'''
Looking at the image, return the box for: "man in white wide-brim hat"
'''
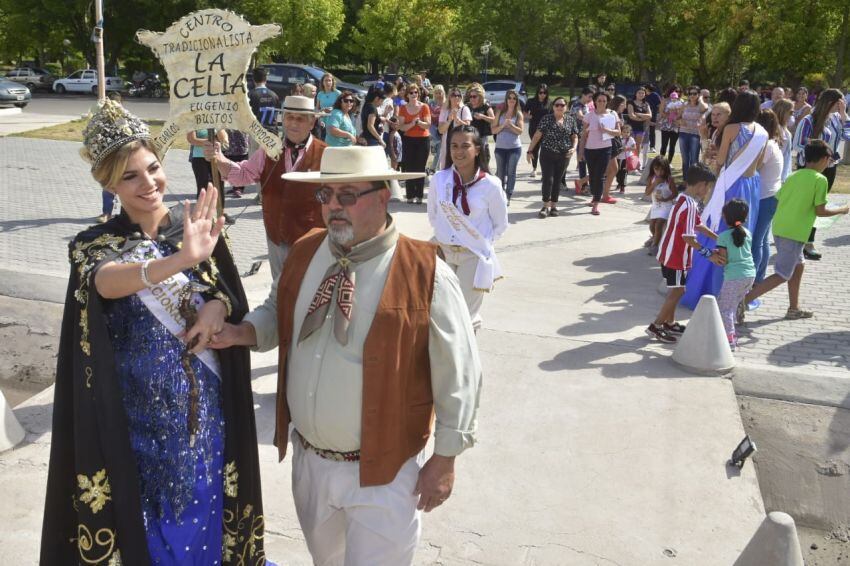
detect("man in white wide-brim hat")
[205,95,327,281]
[210,145,482,565]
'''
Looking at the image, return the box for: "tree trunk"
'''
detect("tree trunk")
[834,2,850,87]
[514,44,527,81]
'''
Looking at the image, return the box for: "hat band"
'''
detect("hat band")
[283,105,317,112]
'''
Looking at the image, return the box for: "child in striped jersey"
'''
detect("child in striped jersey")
[647,163,721,343]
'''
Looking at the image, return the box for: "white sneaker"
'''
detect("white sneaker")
[529,170,537,179]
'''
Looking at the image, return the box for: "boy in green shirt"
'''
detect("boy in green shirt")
[744,140,849,319]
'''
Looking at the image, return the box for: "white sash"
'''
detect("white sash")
[437,201,503,291]
[703,123,768,231]
[117,240,222,379]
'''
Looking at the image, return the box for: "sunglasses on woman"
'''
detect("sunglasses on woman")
[342,99,355,103]
[553,102,566,107]
[450,93,462,98]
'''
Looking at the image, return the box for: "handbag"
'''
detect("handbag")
[611,136,623,156]
[626,153,640,171]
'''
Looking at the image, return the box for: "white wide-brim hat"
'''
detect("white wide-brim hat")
[282,95,326,116]
[282,146,426,183]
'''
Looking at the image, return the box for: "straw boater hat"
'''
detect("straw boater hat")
[282,146,426,183]
[281,95,325,116]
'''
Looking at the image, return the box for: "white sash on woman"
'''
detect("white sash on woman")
[116,240,222,379]
[436,200,503,292]
[703,123,768,231]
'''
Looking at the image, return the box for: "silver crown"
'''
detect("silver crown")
[82,99,151,171]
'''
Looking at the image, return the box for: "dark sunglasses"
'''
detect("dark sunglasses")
[342,98,355,103]
[315,185,384,206]
[450,93,462,97]
[538,91,547,95]
[689,91,699,95]
[553,102,566,107]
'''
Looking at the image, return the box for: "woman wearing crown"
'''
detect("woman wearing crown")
[40,99,270,565]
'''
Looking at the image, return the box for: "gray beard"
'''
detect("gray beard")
[328,223,354,245]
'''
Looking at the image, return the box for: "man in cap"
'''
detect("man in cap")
[210,146,482,564]
[205,95,327,281]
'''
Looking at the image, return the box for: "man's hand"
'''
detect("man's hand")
[209,321,258,349]
[414,454,455,512]
[183,299,227,354]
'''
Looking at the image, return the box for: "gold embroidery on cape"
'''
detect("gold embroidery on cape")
[71,234,126,355]
[74,524,116,565]
[77,469,112,514]
[224,460,238,498]
[222,501,266,565]
[84,366,94,389]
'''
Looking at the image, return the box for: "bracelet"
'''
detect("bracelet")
[140,259,155,288]
[698,247,713,258]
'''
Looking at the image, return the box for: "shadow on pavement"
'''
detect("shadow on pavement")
[767,330,850,370]
[538,336,683,379]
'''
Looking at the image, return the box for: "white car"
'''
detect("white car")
[482,80,527,110]
[53,69,125,94]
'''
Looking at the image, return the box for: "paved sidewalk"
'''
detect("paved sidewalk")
[1,136,848,563]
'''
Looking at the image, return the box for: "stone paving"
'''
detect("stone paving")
[1,136,849,379]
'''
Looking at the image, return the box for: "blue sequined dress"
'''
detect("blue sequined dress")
[682,124,762,309]
[104,240,225,565]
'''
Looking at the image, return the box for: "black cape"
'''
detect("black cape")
[40,208,268,565]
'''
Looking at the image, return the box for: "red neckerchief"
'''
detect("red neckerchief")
[451,167,486,215]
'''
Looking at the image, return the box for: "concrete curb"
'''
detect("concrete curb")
[732,364,850,410]
[0,107,23,117]
[0,269,67,304]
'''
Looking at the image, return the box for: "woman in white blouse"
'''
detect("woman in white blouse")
[428,125,508,331]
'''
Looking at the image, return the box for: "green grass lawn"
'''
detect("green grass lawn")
[14,118,190,151]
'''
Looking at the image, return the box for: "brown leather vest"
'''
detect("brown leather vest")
[274,228,437,487]
[260,139,327,246]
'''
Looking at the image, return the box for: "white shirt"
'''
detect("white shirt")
[758,139,783,199]
[427,168,508,245]
[244,232,482,457]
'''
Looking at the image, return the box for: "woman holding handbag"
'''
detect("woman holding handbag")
[526,96,580,218]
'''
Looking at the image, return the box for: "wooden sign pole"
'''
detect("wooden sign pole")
[207,127,224,218]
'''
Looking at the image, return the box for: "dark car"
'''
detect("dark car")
[5,67,54,91]
[247,63,367,102]
[0,78,32,107]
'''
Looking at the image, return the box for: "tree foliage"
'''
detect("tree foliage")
[1,0,849,88]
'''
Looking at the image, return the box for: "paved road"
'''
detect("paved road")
[21,91,170,120]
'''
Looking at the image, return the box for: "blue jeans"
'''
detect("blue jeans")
[752,196,778,283]
[494,147,521,196]
[102,190,115,216]
[678,132,701,179]
[430,136,442,171]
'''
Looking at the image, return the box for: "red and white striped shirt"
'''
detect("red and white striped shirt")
[657,193,701,270]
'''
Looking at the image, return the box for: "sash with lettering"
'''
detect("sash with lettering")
[436,171,503,291]
[116,239,222,379]
[702,122,768,231]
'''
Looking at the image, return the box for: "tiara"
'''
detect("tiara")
[82,99,151,171]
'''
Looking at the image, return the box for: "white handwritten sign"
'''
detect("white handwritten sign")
[136,9,283,158]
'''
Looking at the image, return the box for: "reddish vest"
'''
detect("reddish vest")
[274,228,438,486]
[260,139,326,246]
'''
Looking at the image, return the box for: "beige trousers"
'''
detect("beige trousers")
[291,430,425,565]
[439,244,484,331]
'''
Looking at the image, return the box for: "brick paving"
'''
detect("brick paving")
[1,136,849,378]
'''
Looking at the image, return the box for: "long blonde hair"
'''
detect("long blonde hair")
[82,138,160,190]
[772,99,794,145]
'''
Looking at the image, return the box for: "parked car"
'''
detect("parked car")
[247,64,367,102]
[0,78,32,107]
[482,80,527,110]
[361,73,402,89]
[53,69,125,94]
[5,67,54,91]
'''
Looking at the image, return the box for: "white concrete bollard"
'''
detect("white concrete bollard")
[671,294,735,375]
[0,390,26,452]
[734,512,804,566]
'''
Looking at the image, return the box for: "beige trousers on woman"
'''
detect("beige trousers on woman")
[439,244,485,331]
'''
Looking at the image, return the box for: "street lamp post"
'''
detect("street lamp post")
[480,41,491,84]
[92,0,106,101]
[62,39,71,75]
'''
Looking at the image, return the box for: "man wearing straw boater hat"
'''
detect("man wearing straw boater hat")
[205,95,326,281]
[210,145,482,564]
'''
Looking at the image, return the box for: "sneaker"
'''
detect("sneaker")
[648,244,658,256]
[506,197,511,207]
[530,170,537,179]
[646,323,677,343]
[727,332,738,351]
[548,207,559,217]
[414,197,423,204]
[803,248,822,260]
[747,299,762,311]
[591,207,600,216]
[406,198,414,204]
[785,308,814,319]
[663,322,686,335]
[538,207,548,219]
[643,237,654,248]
